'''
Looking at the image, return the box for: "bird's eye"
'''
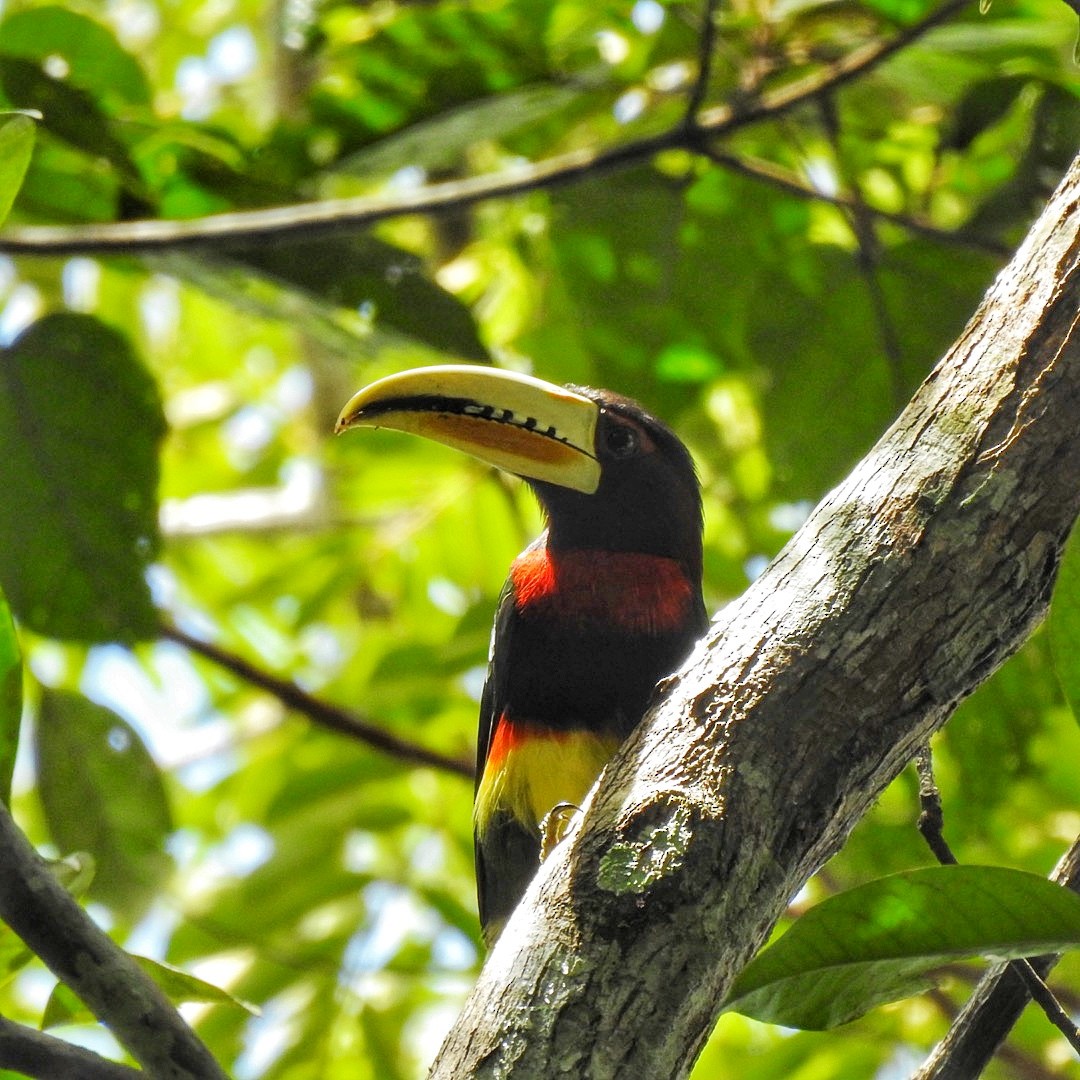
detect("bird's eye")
[603,420,640,459]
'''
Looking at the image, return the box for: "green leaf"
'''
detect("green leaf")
[0,586,20,806]
[41,955,258,1029]
[40,981,85,1030]
[0,112,34,226]
[14,137,119,223]
[0,314,165,642]
[229,236,490,361]
[0,59,142,193]
[1049,523,1080,722]
[46,851,96,898]
[0,919,32,990]
[134,956,258,1014]
[723,866,1080,1029]
[35,689,172,920]
[334,82,581,178]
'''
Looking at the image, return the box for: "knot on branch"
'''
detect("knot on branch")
[597,796,695,898]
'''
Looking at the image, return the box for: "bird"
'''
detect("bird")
[336,366,706,944]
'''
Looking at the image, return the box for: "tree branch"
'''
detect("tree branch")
[684,0,722,123]
[0,1016,143,1080]
[0,0,968,256]
[0,803,228,1080]
[430,149,1080,1077]
[159,622,474,779]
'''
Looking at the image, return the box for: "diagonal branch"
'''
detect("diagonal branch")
[0,0,969,256]
[160,622,474,779]
[0,802,228,1080]
[0,1016,143,1080]
[430,146,1080,1080]
[697,0,969,132]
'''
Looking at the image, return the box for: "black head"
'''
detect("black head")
[532,387,703,579]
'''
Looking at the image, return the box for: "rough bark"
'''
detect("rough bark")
[430,152,1080,1078]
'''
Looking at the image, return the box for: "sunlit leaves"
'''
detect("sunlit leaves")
[0,314,165,641]
[42,957,255,1029]
[35,689,172,921]
[725,867,1080,1029]
[0,112,34,227]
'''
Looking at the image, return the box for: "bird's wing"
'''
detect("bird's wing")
[474,574,543,943]
[475,575,516,793]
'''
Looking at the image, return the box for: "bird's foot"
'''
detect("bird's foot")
[539,802,582,861]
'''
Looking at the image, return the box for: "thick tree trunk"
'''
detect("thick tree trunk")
[430,150,1080,1078]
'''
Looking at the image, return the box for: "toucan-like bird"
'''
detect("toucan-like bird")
[336,366,706,943]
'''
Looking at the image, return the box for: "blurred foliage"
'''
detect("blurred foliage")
[0,0,1076,1076]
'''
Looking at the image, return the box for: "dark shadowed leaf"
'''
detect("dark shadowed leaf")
[229,237,489,361]
[723,866,1080,1029]
[0,7,151,108]
[35,689,172,920]
[334,82,581,178]
[0,59,141,187]
[0,314,165,641]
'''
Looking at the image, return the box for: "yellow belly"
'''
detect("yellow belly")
[474,724,621,837]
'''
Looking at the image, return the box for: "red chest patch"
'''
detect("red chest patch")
[510,547,694,633]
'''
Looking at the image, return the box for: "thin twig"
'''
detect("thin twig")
[0,803,229,1080]
[698,0,970,131]
[0,1016,143,1080]
[913,753,1080,1063]
[816,95,907,407]
[0,0,971,256]
[685,0,723,123]
[914,746,956,865]
[696,145,1008,257]
[160,621,474,779]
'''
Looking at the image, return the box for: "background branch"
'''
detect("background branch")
[698,146,1009,257]
[0,802,228,1080]
[160,621,474,779]
[0,0,968,256]
[0,1016,143,1080]
[685,0,722,123]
